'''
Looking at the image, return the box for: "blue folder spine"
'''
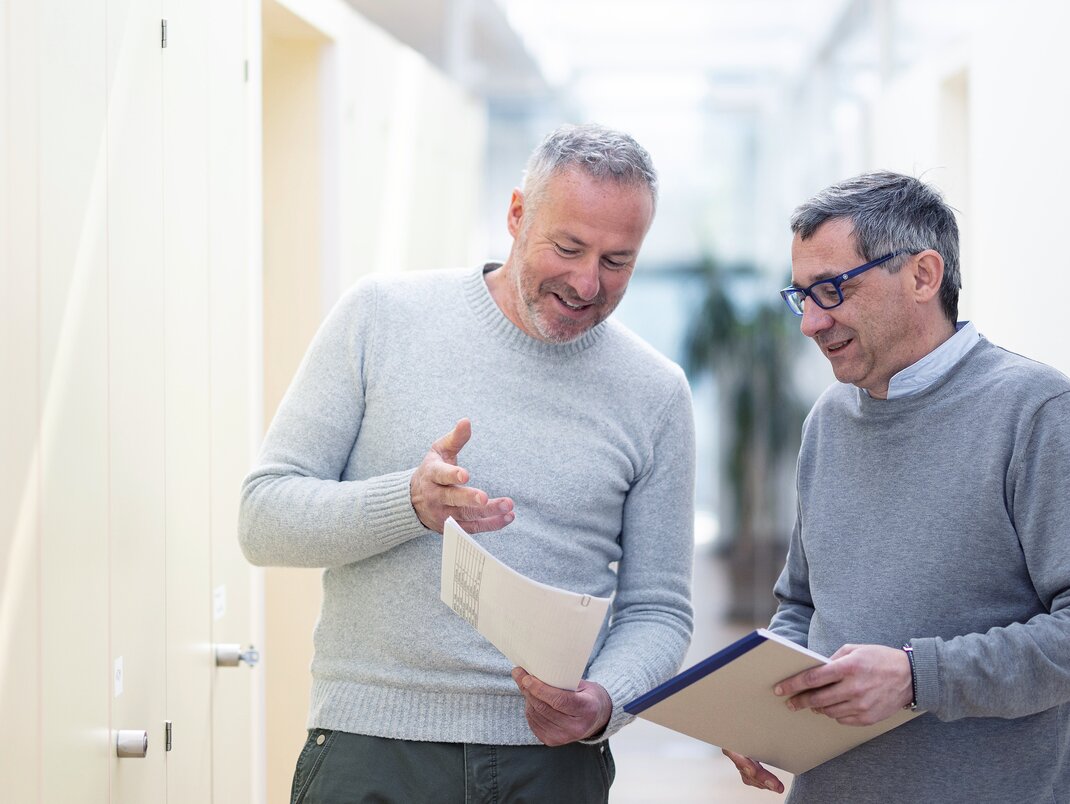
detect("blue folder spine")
[623,630,768,715]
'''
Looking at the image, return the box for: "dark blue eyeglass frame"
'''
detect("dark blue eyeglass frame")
[780,251,901,316]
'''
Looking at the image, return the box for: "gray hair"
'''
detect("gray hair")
[522,123,659,213]
[791,171,961,322]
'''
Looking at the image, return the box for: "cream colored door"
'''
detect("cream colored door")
[107,0,168,800]
[162,0,216,800]
[209,2,262,802]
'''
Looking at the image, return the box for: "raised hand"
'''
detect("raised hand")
[409,418,514,534]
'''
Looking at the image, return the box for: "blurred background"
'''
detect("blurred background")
[3,0,1069,801]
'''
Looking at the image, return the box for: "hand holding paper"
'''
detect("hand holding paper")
[512,668,612,746]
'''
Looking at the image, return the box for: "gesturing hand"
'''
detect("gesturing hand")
[511,668,612,746]
[409,418,514,534]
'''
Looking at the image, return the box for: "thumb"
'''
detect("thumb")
[433,418,472,463]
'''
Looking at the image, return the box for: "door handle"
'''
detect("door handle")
[116,730,149,758]
[215,643,260,667]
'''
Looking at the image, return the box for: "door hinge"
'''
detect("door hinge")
[161,19,168,49]
[164,720,173,752]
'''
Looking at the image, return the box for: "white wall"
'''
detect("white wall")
[967,0,1070,374]
[756,0,1070,390]
[869,1,1070,375]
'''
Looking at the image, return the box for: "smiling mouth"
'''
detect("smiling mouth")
[554,293,593,311]
[824,338,852,354]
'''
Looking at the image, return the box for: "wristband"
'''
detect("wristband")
[902,644,918,711]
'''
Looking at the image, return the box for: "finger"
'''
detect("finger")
[731,755,763,784]
[458,510,515,534]
[521,675,571,712]
[524,694,589,746]
[814,700,858,721]
[524,704,569,746]
[743,762,785,793]
[788,683,855,713]
[721,748,745,761]
[526,693,567,723]
[834,712,883,727]
[512,667,541,702]
[440,485,492,511]
[756,770,785,793]
[775,661,844,697]
[426,459,472,488]
[722,749,784,793]
[431,418,472,463]
[721,749,752,773]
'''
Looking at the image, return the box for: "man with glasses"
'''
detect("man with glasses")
[724,171,1070,801]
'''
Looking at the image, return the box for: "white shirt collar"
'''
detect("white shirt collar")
[882,321,981,399]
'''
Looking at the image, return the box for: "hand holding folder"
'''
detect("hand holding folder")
[624,629,922,775]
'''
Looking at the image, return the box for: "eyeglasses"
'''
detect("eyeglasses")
[780,252,901,316]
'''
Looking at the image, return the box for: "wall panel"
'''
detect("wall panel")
[36,0,112,799]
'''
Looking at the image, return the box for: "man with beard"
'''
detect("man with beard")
[239,124,696,803]
[724,171,1070,802]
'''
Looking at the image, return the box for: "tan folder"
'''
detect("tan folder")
[623,628,922,774]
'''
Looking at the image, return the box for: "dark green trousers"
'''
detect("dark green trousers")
[290,729,615,804]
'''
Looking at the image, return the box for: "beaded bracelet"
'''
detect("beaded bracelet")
[902,644,918,711]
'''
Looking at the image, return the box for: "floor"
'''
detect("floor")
[609,549,795,802]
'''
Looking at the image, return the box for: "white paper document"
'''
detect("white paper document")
[439,516,611,690]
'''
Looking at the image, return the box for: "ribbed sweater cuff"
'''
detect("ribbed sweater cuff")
[909,637,939,713]
[359,468,431,550]
[582,672,641,742]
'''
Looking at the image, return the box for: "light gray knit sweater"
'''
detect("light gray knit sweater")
[239,264,696,745]
[772,338,1070,802]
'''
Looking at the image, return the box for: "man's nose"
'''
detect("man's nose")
[799,300,833,338]
[569,257,601,301]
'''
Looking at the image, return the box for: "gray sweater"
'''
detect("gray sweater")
[772,338,1070,802]
[239,264,696,745]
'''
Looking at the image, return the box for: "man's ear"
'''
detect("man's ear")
[506,188,525,238]
[912,249,945,303]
